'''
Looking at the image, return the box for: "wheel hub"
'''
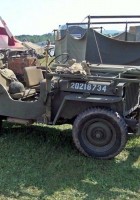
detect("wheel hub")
[86,122,112,147]
[95,129,104,139]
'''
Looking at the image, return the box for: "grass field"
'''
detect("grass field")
[0,122,139,200]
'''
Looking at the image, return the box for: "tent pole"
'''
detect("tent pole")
[125,22,128,41]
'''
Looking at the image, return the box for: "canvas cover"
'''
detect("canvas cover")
[0,16,25,49]
[55,32,87,63]
[55,28,140,66]
[112,31,136,41]
[22,41,45,55]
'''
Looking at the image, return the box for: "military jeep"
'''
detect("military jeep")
[0,53,139,159]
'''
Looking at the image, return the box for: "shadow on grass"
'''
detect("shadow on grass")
[0,122,139,199]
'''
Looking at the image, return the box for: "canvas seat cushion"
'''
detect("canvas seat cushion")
[24,66,44,87]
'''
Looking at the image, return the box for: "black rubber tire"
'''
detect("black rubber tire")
[72,108,127,159]
[0,119,3,135]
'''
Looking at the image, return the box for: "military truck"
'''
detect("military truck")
[0,52,139,159]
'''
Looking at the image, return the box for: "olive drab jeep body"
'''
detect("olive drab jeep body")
[0,53,139,159]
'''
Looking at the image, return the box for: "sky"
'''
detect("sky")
[0,0,140,35]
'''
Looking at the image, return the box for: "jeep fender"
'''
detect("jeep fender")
[52,94,122,124]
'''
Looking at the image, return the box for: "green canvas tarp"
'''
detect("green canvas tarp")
[112,32,136,41]
[55,32,87,63]
[55,28,140,66]
[86,29,140,65]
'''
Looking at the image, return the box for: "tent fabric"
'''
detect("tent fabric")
[0,16,25,49]
[55,32,87,63]
[86,29,140,65]
[22,41,45,55]
[55,28,140,66]
[112,31,136,41]
[55,35,68,63]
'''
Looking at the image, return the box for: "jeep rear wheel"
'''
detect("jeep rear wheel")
[72,108,127,159]
[0,118,3,134]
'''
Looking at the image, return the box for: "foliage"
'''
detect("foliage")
[0,122,139,200]
[15,33,55,44]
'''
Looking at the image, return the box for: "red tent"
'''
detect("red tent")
[0,16,24,49]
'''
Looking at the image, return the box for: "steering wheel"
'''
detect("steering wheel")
[48,53,69,66]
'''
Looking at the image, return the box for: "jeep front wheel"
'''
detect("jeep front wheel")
[72,108,127,159]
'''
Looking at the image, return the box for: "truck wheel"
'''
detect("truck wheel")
[0,119,2,135]
[72,108,127,159]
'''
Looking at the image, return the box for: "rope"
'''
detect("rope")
[93,30,103,64]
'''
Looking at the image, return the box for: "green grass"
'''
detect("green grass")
[0,122,139,200]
